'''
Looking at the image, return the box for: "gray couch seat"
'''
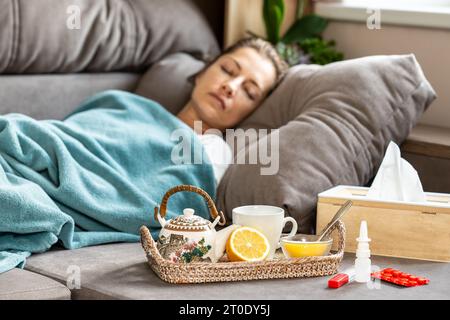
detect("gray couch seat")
[0,268,71,300]
[24,242,450,300]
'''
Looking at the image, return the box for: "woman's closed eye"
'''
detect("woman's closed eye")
[245,89,255,101]
[244,85,259,101]
[221,65,233,76]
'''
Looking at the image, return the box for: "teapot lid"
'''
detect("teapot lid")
[165,208,211,232]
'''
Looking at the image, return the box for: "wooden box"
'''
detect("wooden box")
[317,185,450,262]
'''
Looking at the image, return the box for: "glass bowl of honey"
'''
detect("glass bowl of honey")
[280,234,333,258]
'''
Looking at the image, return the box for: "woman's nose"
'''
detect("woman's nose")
[220,77,242,98]
[220,82,235,98]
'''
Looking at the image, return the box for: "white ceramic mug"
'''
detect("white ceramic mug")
[232,205,298,259]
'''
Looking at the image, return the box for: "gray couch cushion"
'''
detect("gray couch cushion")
[0,0,219,74]
[0,73,139,119]
[0,268,70,300]
[135,53,205,115]
[25,243,149,300]
[216,54,436,233]
[24,242,450,299]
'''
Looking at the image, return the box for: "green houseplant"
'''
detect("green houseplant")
[262,0,343,66]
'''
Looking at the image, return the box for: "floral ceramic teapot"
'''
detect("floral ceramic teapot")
[154,185,238,263]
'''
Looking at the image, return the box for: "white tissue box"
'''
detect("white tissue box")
[317,185,450,262]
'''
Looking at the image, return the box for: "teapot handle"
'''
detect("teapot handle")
[153,184,226,226]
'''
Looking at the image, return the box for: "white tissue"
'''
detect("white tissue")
[367,141,426,202]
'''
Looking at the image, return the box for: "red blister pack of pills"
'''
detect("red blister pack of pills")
[371,268,430,287]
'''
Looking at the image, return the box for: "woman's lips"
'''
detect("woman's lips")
[208,92,226,110]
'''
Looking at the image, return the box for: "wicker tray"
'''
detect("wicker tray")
[140,220,345,284]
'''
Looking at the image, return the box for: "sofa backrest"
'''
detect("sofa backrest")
[0,0,220,74]
[0,0,221,119]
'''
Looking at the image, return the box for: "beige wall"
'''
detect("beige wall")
[323,21,450,129]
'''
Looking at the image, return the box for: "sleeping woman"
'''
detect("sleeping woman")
[0,37,287,273]
[178,37,288,184]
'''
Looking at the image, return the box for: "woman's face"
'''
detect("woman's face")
[191,47,277,131]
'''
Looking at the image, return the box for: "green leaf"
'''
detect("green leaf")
[296,0,306,19]
[263,0,285,44]
[282,14,328,44]
[299,38,344,65]
[192,247,202,257]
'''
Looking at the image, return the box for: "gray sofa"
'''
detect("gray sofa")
[0,0,223,300]
[1,0,449,300]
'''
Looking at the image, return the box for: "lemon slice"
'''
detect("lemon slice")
[226,227,270,262]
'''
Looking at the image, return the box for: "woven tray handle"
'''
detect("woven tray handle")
[153,184,226,226]
[332,220,346,255]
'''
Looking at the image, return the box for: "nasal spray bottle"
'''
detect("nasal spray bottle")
[355,220,371,283]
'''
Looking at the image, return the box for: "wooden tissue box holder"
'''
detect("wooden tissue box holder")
[317,185,450,262]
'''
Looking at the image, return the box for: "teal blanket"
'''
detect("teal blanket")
[0,90,216,273]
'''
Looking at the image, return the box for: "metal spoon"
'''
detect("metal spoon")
[316,200,353,241]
